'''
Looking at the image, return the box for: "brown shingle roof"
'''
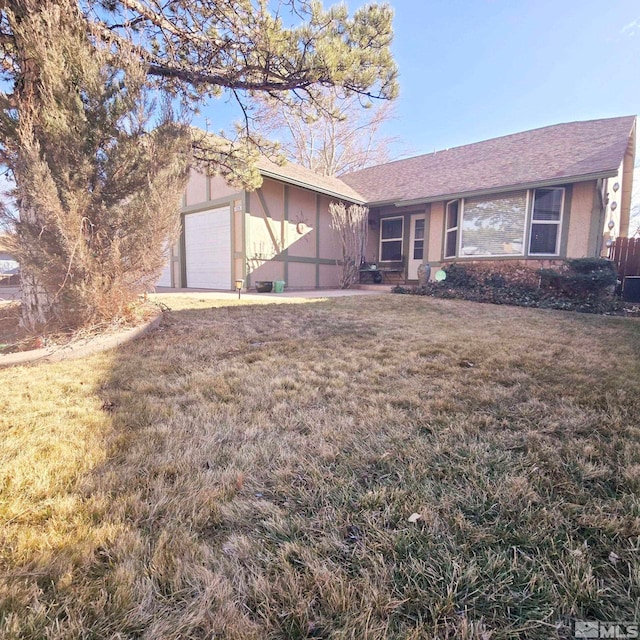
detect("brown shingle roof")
[257,156,365,203]
[190,128,366,202]
[341,116,636,205]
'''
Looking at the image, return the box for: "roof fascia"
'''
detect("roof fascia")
[392,170,620,207]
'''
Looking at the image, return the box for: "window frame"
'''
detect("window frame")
[412,217,425,261]
[444,200,460,259]
[528,187,565,257]
[379,216,404,262]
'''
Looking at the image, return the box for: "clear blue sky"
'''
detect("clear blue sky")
[196,0,640,160]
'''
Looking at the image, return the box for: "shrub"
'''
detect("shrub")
[441,263,480,289]
[539,259,617,298]
[398,259,623,315]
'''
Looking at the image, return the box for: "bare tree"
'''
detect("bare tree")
[330,202,368,288]
[252,89,398,176]
[0,0,398,329]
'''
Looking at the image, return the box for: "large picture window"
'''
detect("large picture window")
[529,188,564,255]
[445,201,459,258]
[380,217,403,261]
[459,191,527,257]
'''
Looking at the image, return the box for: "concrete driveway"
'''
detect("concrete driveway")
[0,286,20,302]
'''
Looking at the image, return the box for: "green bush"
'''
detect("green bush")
[442,263,480,288]
[397,259,623,315]
[539,259,617,298]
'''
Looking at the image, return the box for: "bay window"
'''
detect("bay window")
[442,187,566,259]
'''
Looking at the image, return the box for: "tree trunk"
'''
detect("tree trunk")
[19,272,53,330]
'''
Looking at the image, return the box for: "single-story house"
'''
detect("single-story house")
[157,115,636,290]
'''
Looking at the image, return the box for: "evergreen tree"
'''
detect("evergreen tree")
[1,0,191,328]
[0,0,398,329]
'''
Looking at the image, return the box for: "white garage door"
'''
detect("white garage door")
[155,259,172,288]
[184,206,231,289]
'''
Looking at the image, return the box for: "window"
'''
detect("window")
[380,217,403,261]
[460,191,527,256]
[529,188,564,255]
[413,218,425,260]
[445,201,459,258]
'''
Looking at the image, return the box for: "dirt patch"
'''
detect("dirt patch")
[0,301,24,350]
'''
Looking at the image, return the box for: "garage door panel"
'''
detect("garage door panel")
[156,259,171,287]
[185,207,231,289]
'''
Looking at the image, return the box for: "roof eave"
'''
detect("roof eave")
[259,169,366,204]
[362,199,401,208]
[393,169,620,207]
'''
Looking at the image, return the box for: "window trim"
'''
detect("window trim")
[379,216,404,262]
[444,200,460,259]
[527,187,565,257]
[412,217,425,261]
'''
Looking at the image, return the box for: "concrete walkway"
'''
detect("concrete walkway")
[152,286,392,301]
[2,285,393,305]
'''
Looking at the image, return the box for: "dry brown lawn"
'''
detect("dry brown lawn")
[1,294,639,639]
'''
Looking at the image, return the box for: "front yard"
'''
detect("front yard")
[1,295,639,639]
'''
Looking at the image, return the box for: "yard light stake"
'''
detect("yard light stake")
[235,279,244,299]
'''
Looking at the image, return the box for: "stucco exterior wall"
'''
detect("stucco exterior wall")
[184,171,242,205]
[287,187,317,260]
[244,180,344,289]
[566,181,595,258]
[286,262,316,288]
[250,259,285,283]
[247,178,285,269]
[185,170,207,206]
[319,263,341,287]
[210,174,242,201]
[429,201,445,265]
[365,215,379,263]
[317,197,342,264]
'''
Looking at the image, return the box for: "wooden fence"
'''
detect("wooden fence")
[611,237,640,287]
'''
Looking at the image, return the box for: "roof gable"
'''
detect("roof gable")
[256,156,365,203]
[340,116,636,205]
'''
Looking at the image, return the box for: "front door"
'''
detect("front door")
[408,214,426,280]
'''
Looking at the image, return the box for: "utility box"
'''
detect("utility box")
[622,276,640,302]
